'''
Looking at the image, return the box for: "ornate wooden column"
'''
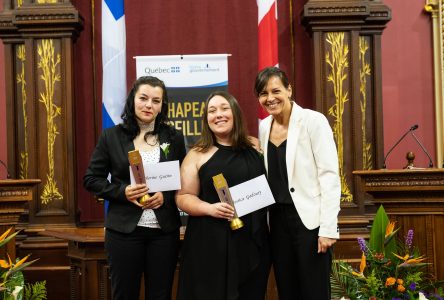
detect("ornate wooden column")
[425,0,444,168]
[0,0,82,227]
[302,0,391,220]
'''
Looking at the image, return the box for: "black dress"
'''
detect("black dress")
[177,144,271,300]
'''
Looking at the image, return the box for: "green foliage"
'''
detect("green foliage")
[330,260,358,299]
[24,281,47,300]
[0,227,46,300]
[369,205,389,254]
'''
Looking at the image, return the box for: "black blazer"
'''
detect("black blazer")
[83,124,186,234]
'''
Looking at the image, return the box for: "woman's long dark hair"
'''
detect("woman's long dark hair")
[194,91,252,152]
[121,76,173,139]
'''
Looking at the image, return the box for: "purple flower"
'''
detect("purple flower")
[357,237,368,254]
[409,282,416,291]
[405,229,414,249]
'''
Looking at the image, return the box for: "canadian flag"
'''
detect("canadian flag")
[257,0,278,120]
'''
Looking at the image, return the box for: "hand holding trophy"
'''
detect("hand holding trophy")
[212,173,243,230]
[128,150,149,205]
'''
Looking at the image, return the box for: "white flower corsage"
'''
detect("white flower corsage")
[160,142,170,157]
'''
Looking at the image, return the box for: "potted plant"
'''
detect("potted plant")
[331,205,444,300]
[0,227,46,300]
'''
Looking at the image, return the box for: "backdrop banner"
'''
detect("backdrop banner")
[135,54,229,224]
[135,54,229,149]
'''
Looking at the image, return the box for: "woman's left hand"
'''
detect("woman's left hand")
[317,236,336,253]
[141,192,164,210]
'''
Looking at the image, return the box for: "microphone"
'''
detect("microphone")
[383,124,418,169]
[410,131,433,167]
[0,159,11,179]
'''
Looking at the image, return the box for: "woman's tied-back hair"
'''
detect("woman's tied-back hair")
[194,91,252,152]
[254,66,290,97]
[121,76,172,139]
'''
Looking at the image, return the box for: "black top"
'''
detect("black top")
[267,140,293,204]
[83,124,186,234]
[177,144,269,300]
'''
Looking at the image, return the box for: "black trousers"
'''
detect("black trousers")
[269,203,332,300]
[105,226,179,300]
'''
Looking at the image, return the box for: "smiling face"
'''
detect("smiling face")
[134,84,163,124]
[257,76,292,117]
[206,95,234,141]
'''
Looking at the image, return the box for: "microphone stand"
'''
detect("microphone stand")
[410,132,434,168]
[383,125,418,169]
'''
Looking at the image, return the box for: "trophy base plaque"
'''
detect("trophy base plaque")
[138,194,149,205]
[230,218,244,230]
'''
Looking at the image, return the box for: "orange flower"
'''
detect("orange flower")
[397,284,406,292]
[397,278,404,285]
[393,253,409,261]
[385,221,396,238]
[393,253,427,266]
[12,254,30,269]
[0,259,10,268]
[0,227,12,242]
[352,252,366,278]
[385,277,396,287]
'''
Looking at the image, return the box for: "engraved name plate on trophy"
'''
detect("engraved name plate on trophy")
[128,150,149,204]
[212,173,243,230]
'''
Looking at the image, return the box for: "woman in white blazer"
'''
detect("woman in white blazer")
[255,67,341,300]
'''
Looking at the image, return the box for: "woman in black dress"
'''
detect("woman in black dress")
[176,91,271,300]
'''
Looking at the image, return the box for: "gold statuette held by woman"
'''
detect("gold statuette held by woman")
[212,173,243,230]
[128,150,149,204]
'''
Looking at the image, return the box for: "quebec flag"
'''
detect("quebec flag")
[102,0,126,129]
[102,0,126,213]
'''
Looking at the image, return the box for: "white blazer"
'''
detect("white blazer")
[259,103,341,239]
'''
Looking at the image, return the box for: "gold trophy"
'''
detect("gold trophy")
[128,150,149,204]
[212,173,243,230]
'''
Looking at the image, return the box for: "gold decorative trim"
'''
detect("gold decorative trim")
[359,36,372,170]
[37,39,63,204]
[0,190,29,197]
[307,6,367,14]
[365,179,444,187]
[364,175,444,187]
[0,21,14,28]
[37,0,58,3]
[369,12,390,18]
[16,44,29,179]
[17,0,24,8]
[325,32,353,202]
[14,13,77,22]
[425,0,444,168]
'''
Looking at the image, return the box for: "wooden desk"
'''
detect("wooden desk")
[41,228,110,300]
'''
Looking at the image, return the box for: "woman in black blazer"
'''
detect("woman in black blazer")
[84,76,186,300]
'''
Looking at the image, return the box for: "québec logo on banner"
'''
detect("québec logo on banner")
[144,66,181,75]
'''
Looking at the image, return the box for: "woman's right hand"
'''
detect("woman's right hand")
[208,202,235,220]
[125,184,149,207]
